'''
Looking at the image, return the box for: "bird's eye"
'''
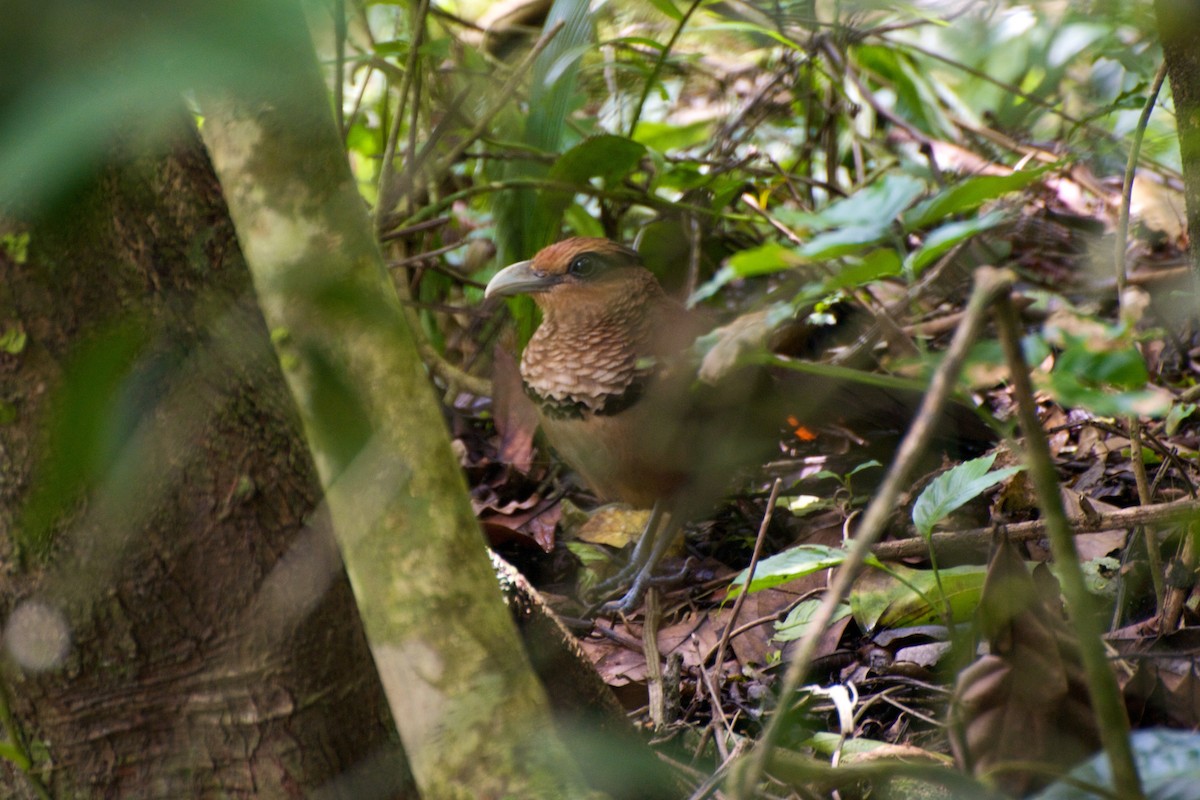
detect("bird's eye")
[569,255,597,277]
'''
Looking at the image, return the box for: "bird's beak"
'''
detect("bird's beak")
[484,259,556,299]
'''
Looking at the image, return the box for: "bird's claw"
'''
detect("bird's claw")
[592,558,695,616]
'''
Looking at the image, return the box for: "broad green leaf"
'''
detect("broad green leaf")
[1047,372,1172,417]
[1055,340,1149,389]
[799,224,891,260]
[725,242,802,278]
[903,210,1006,276]
[913,454,1023,538]
[826,249,902,291]
[855,45,954,138]
[549,134,646,186]
[563,203,605,238]
[729,544,863,597]
[774,599,852,642]
[642,0,683,21]
[904,169,1049,230]
[786,174,925,233]
[632,119,713,151]
[851,564,986,630]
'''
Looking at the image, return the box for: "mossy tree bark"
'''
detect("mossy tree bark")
[1156,0,1200,291]
[0,123,411,797]
[196,2,598,798]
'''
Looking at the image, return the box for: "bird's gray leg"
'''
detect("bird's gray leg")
[590,502,666,596]
[601,514,686,614]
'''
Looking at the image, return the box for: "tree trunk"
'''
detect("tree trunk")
[1156,0,1200,291]
[196,2,600,797]
[0,122,413,798]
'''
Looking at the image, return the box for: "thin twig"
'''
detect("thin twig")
[643,588,668,729]
[728,267,1013,798]
[1116,62,1169,614]
[332,0,346,134]
[711,479,782,673]
[628,0,704,138]
[1115,62,1169,295]
[375,0,431,230]
[870,496,1200,560]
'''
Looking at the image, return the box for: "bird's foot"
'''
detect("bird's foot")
[593,558,695,616]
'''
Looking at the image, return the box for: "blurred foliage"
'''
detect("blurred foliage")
[335,0,1173,409]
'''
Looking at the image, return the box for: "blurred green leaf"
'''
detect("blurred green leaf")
[726,242,801,277]
[549,134,646,185]
[1056,339,1149,388]
[852,564,986,631]
[1047,372,1171,417]
[826,250,903,291]
[903,210,1007,275]
[913,454,1023,538]
[0,740,30,771]
[1165,402,1196,436]
[17,321,149,558]
[632,119,713,151]
[2,232,29,263]
[0,325,27,354]
[799,224,890,260]
[729,544,881,597]
[904,169,1050,230]
[642,0,684,22]
[784,174,926,233]
[775,599,852,642]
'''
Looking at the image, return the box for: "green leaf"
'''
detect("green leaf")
[17,320,149,558]
[1,232,29,263]
[774,599,852,642]
[1047,372,1172,417]
[1055,340,1149,389]
[1166,402,1196,436]
[826,249,902,291]
[642,0,683,21]
[549,134,646,186]
[0,740,30,771]
[729,544,877,596]
[903,210,1006,275]
[0,325,27,354]
[851,564,987,630]
[725,242,802,278]
[632,119,713,151]
[562,203,605,238]
[788,174,926,233]
[904,169,1049,230]
[799,224,891,260]
[913,454,1022,538]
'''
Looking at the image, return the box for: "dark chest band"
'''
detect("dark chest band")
[525,377,646,421]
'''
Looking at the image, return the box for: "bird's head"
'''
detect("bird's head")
[484,237,654,315]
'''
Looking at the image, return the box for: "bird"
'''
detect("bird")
[485,237,990,612]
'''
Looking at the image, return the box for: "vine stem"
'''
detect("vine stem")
[627,0,704,139]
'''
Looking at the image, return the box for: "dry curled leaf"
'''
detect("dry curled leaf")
[949,537,1100,795]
